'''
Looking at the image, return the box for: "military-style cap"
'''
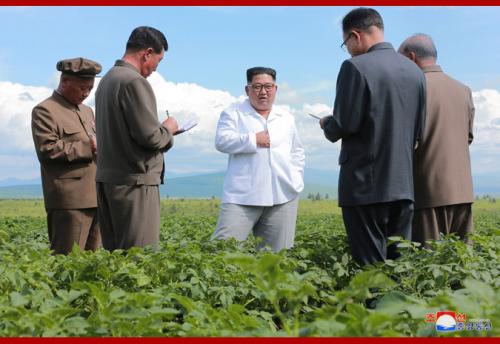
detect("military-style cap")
[56,57,102,78]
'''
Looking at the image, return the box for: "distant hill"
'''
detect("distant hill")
[160,172,225,198]
[0,184,43,198]
[161,169,337,199]
[1,169,499,199]
[472,173,500,196]
[0,177,40,187]
[0,169,337,199]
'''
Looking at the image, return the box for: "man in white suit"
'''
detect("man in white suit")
[212,67,305,251]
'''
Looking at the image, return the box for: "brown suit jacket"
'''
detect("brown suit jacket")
[32,92,97,209]
[95,60,174,186]
[414,65,474,209]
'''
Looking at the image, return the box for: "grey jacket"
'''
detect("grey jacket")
[95,60,174,185]
[324,42,426,207]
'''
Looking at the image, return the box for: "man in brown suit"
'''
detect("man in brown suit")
[32,58,102,254]
[399,34,475,247]
[95,26,178,251]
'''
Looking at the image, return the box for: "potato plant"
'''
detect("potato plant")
[0,199,498,337]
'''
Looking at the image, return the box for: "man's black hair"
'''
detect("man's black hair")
[126,26,168,54]
[342,8,384,34]
[246,67,276,83]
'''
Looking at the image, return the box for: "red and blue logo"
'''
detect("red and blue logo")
[425,311,470,332]
[435,311,457,332]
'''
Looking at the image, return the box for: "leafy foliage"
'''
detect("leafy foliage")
[0,199,498,336]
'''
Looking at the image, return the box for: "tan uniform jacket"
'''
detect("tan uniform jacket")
[95,60,174,186]
[414,65,474,209]
[32,92,97,209]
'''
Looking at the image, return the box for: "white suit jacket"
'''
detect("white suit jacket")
[215,99,305,206]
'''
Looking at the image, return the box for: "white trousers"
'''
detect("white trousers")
[212,196,299,251]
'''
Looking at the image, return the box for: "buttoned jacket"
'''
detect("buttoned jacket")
[95,60,174,186]
[323,42,426,207]
[215,99,305,206]
[32,91,97,209]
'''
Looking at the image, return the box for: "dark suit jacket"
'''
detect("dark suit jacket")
[324,42,426,207]
[32,92,97,209]
[95,60,174,186]
[413,65,474,209]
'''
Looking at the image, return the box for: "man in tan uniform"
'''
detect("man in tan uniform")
[399,34,475,247]
[95,26,178,251]
[32,58,102,254]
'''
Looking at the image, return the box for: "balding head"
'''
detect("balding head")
[398,33,438,68]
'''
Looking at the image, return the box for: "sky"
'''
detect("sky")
[0,6,499,181]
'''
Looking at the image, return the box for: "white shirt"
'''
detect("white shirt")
[215,99,305,206]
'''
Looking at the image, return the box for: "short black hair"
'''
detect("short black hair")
[342,8,384,34]
[246,67,276,83]
[126,26,168,54]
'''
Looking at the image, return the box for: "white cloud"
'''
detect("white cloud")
[0,153,39,180]
[276,80,335,106]
[473,89,500,127]
[148,73,243,154]
[276,82,302,105]
[0,81,52,153]
[470,89,500,174]
[1,73,499,180]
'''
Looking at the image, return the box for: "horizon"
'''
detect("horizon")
[1,168,499,198]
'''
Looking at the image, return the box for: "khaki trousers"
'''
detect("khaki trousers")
[412,203,473,248]
[47,208,101,255]
[97,182,161,251]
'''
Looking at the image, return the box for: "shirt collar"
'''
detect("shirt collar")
[422,65,443,73]
[115,59,141,75]
[52,91,80,111]
[367,42,394,53]
[242,99,283,120]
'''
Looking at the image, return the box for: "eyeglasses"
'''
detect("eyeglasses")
[247,83,276,93]
[340,32,354,52]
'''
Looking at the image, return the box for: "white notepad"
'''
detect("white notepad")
[175,119,198,135]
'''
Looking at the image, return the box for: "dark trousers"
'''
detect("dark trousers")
[97,182,161,251]
[342,200,413,265]
[47,208,101,255]
[413,203,473,248]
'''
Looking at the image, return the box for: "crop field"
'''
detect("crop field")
[0,199,498,337]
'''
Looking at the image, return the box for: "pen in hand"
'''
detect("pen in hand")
[162,110,179,134]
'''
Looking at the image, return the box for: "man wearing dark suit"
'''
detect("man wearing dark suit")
[319,8,426,265]
[398,34,475,247]
[95,26,178,250]
[32,58,102,254]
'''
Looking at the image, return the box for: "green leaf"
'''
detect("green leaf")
[375,291,410,316]
[10,292,29,307]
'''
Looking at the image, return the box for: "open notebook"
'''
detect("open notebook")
[174,119,198,135]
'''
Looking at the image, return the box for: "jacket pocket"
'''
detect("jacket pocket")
[63,126,81,136]
[55,168,85,179]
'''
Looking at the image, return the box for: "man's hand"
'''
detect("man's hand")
[256,130,271,148]
[162,117,179,135]
[319,116,329,129]
[89,134,97,155]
